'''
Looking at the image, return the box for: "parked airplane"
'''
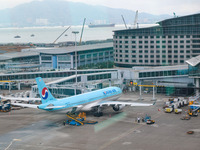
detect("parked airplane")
[10,77,155,116]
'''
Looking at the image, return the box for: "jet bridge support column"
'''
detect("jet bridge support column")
[18,82,21,90]
[195,78,199,96]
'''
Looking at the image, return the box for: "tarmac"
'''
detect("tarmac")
[0,91,200,150]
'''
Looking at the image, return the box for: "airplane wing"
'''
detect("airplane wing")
[97,100,155,107]
[11,103,39,109]
[81,100,155,111]
[0,95,41,101]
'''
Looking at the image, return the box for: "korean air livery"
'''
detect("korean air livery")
[11,77,155,117]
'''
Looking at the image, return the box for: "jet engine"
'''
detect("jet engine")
[112,104,125,111]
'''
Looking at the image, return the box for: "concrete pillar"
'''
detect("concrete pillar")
[18,82,21,90]
[196,78,199,96]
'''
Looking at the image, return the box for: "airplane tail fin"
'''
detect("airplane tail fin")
[35,77,56,104]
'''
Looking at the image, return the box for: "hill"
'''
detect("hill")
[0,0,171,27]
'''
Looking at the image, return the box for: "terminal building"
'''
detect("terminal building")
[0,43,113,72]
[113,13,200,67]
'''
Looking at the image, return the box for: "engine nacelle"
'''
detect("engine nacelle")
[112,104,125,112]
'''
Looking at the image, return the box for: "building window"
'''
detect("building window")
[174,35,178,38]
[156,41,160,43]
[174,50,178,53]
[139,41,143,44]
[132,55,136,58]
[156,50,160,53]
[156,60,160,63]
[132,41,136,43]
[174,45,178,48]
[132,46,136,48]
[132,60,136,62]
[145,60,148,63]
[145,36,148,39]
[156,45,160,48]
[150,50,154,53]
[132,50,136,53]
[145,50,148,53]
[139,36,143,39]
[162,50,166,53]
[139,55,143,58]
[120,50,122,53]
[186,55,190,58]
[156,36,160,38]
[150,55,154,58]
[125,41,128,44]
[139,46,143,48]
[125,59,129,62]
[174,60,178,63]
[162,55,166,58]
[151,60,154,63]
[186,35,190,38]
[145,41,148,43]
[162,45,166,48]
[139,60,143,63]
[180,40,184,43]
[150,41,154,43]
[168,35,172,38]
[156,55,160,58]
[168,55,172,58]
[168,45,172,48]
[180,50,184,53]
[125,50,129,53]
[162,41,166,43]
[186,45,190,48]
[120,59,122,62]
[125,46,128,48]
[174,55,178,58]
[180,60,184,63]
[139,50,143,53]
[145,46,148,48]
[168,40,172,43]
[168,50,172,53]
[125,55,129,58]
[174,40,178,43]
[151,46,154,48]
[180,35,184,38]
[180,55,184,58]
[186,50,190,53]
[125,36,128,39]
[180,45,184,48]
[145,55,148,58]
[150,36,154,39]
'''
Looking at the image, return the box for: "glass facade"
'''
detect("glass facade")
[0,69,116,81]
[139,69,188,78]
[113,13,200,67]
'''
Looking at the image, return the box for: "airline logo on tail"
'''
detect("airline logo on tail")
[42,87,48,100]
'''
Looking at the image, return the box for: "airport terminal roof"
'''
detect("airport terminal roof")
[0,43,113,61]
[0,51,39,61]
[186,55,200,67]
[22,43,113,55]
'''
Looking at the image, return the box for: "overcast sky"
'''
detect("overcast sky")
[0,0,199,15]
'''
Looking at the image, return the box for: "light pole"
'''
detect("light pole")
[72,31,79,95]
